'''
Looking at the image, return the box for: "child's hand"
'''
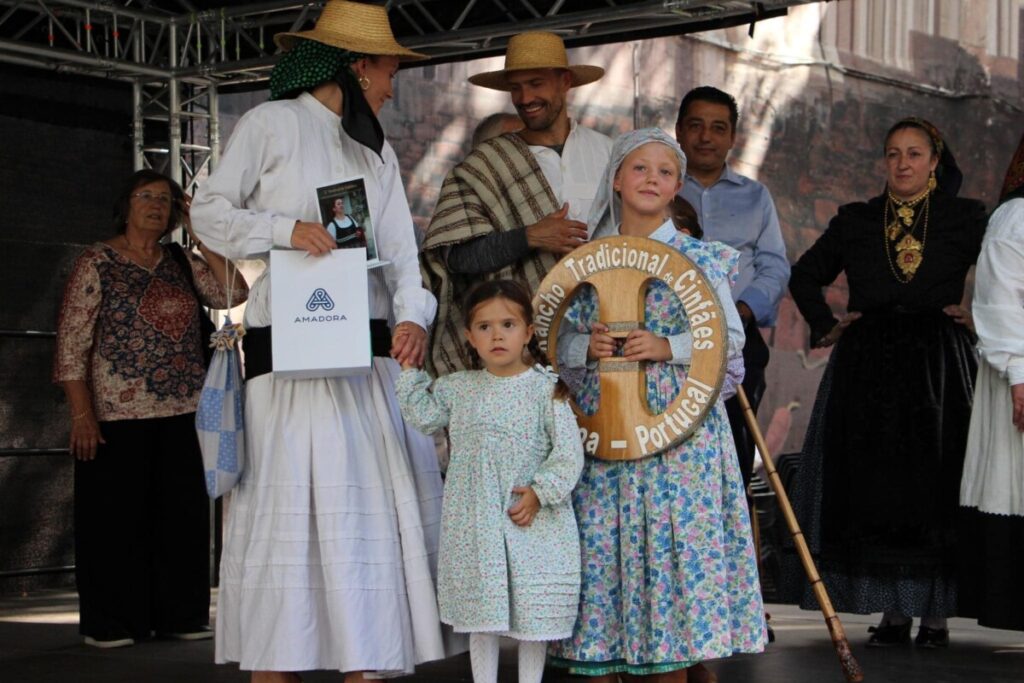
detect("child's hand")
[392,321,427,368]
[508,486,540,527]
[622,329,671,361]
[587,322,617,360]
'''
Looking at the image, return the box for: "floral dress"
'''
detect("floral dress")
[549,229,767,676]
[396,365,584,640]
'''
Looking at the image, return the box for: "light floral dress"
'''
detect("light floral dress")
[396,365,584,640]
[549,229,767,676]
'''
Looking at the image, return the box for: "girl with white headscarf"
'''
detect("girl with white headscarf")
[549,129,767,681]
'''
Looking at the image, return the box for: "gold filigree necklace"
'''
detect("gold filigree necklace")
[883,187,932,283]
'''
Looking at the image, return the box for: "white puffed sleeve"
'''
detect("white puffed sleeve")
[375,142,437,329]
[973,199,1024,385]
[190,107,300,259]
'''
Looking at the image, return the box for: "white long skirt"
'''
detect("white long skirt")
[215,359,451,674]
[961,360,1024,516]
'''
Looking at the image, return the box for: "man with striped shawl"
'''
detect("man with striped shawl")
[422,31,612,376]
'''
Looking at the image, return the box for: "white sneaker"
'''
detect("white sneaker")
[83,635,135,649]
[165,627,213,641]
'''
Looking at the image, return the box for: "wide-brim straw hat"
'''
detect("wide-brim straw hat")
[274,0,426,61]
[468,32,604,91]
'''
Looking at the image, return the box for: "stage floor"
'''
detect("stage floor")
[1,592,1022,682]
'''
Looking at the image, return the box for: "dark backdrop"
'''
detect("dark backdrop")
[0,64,133,594]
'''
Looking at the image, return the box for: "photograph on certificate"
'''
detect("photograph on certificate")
[315,177,379,262]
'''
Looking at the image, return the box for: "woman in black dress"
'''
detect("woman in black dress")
[788,118,986,648]
[326,197,364,248]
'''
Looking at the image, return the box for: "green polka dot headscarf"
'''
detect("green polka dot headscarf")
[269,39,366,101]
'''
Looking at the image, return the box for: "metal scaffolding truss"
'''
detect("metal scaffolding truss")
[0,0,822,187]
[0,1,823,81]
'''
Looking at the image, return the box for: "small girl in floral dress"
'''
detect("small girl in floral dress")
[396,279,585,683]
[549,129,767,681]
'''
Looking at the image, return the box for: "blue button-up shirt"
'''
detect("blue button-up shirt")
[680,165,790,326]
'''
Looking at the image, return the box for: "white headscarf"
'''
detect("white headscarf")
[588,128,688,239]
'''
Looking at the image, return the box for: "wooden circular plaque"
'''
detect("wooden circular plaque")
[533,236,728,461]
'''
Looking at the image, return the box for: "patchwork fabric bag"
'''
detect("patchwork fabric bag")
[195,272,247,498]
[196,313,245,498]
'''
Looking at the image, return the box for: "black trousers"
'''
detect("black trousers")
[74,412,210,639]
[724,317,770,491]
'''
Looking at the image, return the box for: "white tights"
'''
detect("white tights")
[469,633,548,683]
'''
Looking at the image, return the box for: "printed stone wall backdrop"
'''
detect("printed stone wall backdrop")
[370,1,1022,458]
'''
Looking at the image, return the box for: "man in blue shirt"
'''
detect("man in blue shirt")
[676,86,791,494]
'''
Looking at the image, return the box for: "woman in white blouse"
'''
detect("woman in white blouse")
[958,132,1024,633]
[189,2,453,681]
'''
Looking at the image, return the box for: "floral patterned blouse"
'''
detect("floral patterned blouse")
[53,243,247,421]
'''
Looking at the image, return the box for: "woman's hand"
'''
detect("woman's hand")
[62,382,104,461]
[70,414,105,461]
[291,221,336,256]
[587,322,616,360]
[1012,383,1024,432]
[180,193,198,242]
[391,322,427,369]
[622,329,672,362]
[817,312,862,348]
[943,304,975,333]
[508,486,540,527]
[179,195,247,302]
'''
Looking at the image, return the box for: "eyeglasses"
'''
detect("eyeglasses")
[131,191,173,206]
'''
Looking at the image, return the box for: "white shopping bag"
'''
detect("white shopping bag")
[270,249,372,379]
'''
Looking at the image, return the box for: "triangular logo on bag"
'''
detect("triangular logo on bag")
[306,288,335,312]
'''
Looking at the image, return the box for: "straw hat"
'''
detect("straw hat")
[468,32,604,91]
[274,0,426,60]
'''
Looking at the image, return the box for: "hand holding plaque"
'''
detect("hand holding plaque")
[533,235,728,461]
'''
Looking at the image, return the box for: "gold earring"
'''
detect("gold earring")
[358,75,371,91]
[927,171,937,192]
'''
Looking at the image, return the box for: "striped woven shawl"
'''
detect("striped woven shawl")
[422,133,560,376]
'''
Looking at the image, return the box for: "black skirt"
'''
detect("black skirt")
[819,309,976,567]
[777,309,975,616]
[958,507,1024,630]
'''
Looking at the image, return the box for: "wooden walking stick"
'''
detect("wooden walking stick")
[737,386,864,682]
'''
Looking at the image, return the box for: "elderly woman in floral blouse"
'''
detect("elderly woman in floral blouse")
[54,168,246,649]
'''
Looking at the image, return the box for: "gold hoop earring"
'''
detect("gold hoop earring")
[358,75,371,91]
[927,171,937,192]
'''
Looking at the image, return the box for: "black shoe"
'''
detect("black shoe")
[866,621,911,647]
[914,626,949,649]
